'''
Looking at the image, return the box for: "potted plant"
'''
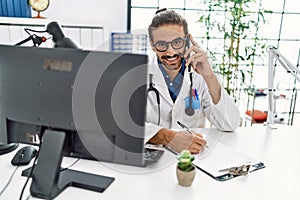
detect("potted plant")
[176,150,196,187]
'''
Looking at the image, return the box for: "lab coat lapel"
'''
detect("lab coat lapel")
[175,67,191,104]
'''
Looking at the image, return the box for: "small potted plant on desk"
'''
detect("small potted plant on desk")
[176,150,196,187]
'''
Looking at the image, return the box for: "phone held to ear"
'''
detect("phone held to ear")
[185,35,192,71]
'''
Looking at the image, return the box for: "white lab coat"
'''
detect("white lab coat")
[145,54,240,142]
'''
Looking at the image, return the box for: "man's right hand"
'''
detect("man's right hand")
[148,128,207,154]
[167,130,207,154]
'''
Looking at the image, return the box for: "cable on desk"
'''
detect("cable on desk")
[18,154,39,200]
[25,194,31,200]
[18,139,43,200]
[0,166,19,196]
[60,157,81,172]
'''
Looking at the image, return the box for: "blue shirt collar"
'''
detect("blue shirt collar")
[158,59,186,102]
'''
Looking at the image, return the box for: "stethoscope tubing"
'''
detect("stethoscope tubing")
[147,65,195,125]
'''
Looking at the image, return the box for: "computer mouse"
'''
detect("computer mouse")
[11,146,37,166]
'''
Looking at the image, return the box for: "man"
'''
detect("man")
[145,9,240,154]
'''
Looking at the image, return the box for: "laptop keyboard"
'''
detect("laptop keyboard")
[144,148,164,162]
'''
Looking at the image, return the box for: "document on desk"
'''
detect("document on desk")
[193,135,265,181]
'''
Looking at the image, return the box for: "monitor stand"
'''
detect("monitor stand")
[22,130,115,199]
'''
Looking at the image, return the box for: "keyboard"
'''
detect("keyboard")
[144,148,164,162]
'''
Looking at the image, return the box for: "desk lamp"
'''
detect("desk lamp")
[266,46,300,129]
[46,21,81,49]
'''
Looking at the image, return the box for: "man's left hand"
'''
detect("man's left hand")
[184,34,214,77]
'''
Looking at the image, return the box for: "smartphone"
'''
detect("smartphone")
[186,35,191,49]
[185,35,191,71]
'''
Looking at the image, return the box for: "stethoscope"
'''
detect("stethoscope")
[147,62,195,125]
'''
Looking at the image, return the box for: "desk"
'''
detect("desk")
[1,126,300,200]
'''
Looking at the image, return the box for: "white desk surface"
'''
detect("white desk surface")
[1,126,300,200]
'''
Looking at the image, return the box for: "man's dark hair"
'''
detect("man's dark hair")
[148,9,189,42]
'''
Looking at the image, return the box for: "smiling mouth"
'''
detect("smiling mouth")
[160,54,183,70]
[162,54,181,63]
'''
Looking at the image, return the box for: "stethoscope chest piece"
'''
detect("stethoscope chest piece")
[185,107,194,116]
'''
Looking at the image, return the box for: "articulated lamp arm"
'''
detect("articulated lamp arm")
[267,46,300,128]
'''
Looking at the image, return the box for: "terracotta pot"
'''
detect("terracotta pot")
[176,165,196,187]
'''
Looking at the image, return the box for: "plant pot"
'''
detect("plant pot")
[176,165,196,187]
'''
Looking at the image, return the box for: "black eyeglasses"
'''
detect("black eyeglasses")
[153,37,186,52]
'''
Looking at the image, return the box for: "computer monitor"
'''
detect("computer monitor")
[0,44,149,167]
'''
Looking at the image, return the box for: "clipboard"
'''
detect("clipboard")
[193,140,265,181]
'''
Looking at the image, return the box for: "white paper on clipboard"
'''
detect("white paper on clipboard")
[193,135,263,179]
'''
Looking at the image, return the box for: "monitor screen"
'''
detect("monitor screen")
[0,44,149,167]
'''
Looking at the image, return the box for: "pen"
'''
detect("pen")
[192,89,196,100]
[194,88,199,100]
[177,121,193,134]
[177,121,208,148]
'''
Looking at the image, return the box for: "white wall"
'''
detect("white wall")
[41,0,128,32]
